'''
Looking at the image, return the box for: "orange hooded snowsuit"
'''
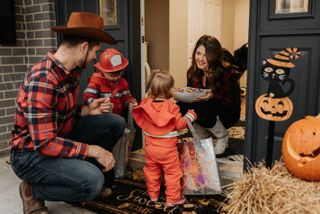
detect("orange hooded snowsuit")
[133,97,196,204]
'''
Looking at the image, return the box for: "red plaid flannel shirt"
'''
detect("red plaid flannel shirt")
[11,51,88,159]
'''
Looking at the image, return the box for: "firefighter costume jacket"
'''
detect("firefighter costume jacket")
[83,71,134,116]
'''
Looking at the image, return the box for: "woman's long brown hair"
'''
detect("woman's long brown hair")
[187,35,229,91]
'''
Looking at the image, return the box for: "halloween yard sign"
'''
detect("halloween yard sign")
[255,48,301,167]
[255,48,300,121]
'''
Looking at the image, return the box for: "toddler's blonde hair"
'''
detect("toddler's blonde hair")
[148,70,174,99]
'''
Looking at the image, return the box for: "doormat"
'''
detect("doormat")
[74,178,226,214]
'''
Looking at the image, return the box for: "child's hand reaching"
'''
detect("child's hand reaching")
[128,98,138,107]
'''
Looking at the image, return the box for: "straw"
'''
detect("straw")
[221,161,320,214]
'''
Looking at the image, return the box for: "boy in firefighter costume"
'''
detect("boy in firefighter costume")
[83,48,137,116]
[133,71,197,207]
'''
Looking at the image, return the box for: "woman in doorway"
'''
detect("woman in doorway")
[178,35,241,155]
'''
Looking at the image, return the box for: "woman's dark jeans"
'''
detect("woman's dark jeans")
[10,113,126,202]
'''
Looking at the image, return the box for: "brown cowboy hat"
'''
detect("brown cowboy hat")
[51,12,116,44]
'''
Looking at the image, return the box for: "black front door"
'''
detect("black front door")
[55,0,142,150]
[245,0,320,165]
[55,0,141,102]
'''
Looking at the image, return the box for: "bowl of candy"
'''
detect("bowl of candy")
[173,87,207,103]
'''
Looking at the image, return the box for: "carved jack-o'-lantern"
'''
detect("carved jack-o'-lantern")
[282,115,320,181]
[255,94,293,121]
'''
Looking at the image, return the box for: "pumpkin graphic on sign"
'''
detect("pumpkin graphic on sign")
[255,94,293,122]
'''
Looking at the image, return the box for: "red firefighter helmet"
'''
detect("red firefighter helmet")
[95,48,129,72]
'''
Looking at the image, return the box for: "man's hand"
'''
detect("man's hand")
[99,98,114,113]
[87,145,115,172]
[81,98,114,116]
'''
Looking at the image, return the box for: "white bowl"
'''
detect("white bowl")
[173,87,207,103]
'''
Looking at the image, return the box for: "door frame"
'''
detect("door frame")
[243,0,259,168]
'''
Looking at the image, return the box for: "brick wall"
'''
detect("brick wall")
[0,0,56,155]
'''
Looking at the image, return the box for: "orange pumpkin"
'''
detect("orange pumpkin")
[255,94,293,121]
[282,114,320,181]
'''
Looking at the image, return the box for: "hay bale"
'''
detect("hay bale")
[221,161,320,214]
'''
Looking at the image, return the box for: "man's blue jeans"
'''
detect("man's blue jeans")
[10,113,126,202]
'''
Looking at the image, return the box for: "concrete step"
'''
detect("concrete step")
[128,149,243,183]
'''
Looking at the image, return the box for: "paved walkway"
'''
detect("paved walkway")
[0,156,96,214]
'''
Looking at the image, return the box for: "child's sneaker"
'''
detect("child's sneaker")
[166,197,186,207]
[150,197,158,202]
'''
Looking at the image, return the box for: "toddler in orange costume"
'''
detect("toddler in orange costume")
[132,71,197,207]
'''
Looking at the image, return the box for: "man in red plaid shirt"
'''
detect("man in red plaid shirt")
[10,12,127,214]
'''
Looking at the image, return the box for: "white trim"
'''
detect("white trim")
[140,0,146,148]
[140,0,146,99]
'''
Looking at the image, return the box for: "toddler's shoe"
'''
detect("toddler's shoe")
[150,197,158,202]
[166,197,186,207]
